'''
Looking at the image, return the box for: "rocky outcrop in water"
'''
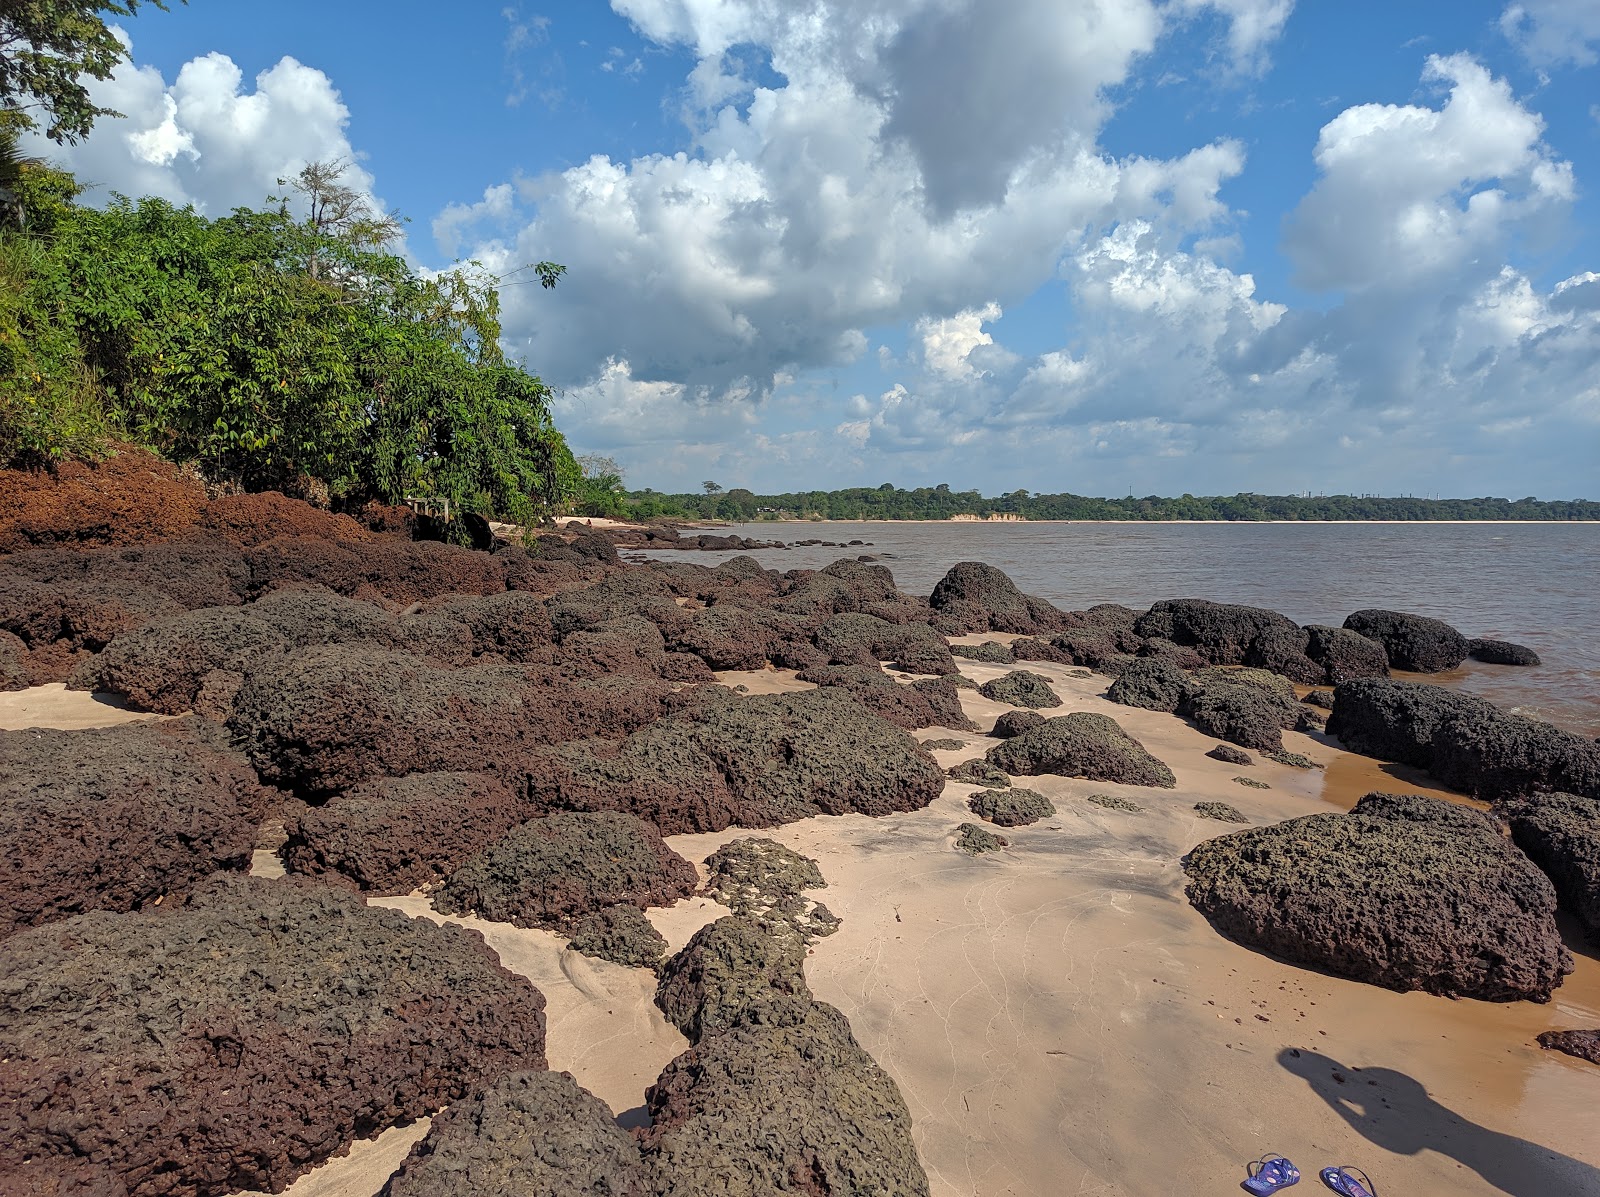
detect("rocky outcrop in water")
[1134,599,1321,682]
[0,875,546,1197]
[1184,793,1572,1001]
[987,712,1175,787]
[1468,638,1541,666]
[928,562,1065,635]
[1304,624,1389,684]
[0,718,268,940]
[1342,609,1468,673]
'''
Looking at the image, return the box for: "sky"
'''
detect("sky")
[25,0,1600,498]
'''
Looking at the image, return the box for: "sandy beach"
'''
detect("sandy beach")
[18,650,1595,1197]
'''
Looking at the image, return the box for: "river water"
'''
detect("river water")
[634,520,1600,737]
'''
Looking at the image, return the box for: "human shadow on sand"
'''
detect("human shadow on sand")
[1278,1047,1600,1196]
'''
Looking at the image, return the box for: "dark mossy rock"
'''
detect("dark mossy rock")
[0,718,269,941]
[1137,636,1208,671]
[814,612,957,676]
[655,915,813,1042]
[1184,797,1572,1001]
[1537,1030,1600,1065]
[281,771,521,895]
[1104,657,1196,713]
[1194,802,1249,823]
[1499,792,1600,943]
[669,603,820,671]
[990,709,1047,739]
[951,641,1015,664]
[0,1157,128,1197]
[0,875,546,1197]
[1010,635,1073,664]
[1297,709,1328,734]
[928,561,1064,635]
[1134,599,1318,680]
[1178,668,1301,753]
[955,822,1008,854]
[1086,793,1143,812]
[1469,638,1541,667]
[1048,626,1141,672]
[702,837,830,932]
[796,664,977,731]
[1303,625,1388,685]
[638,1000,930,1197]
[1343,609,1468,673]
[1350,790,1500,834]
[967,787,1055,827]
[947,758,1012,787]
[922,737,967,750]
[1233,776,1270,789]
[1206,743,1254,766]
[1303,689,1336,710]
[565,904,670,969]
[524,688,945,836]
[433,811,697,931]
[380,1071,650,1197]
[1428,707,1600,803]
[1265,750,1320,769]
[1325,678,1495,768]
[987,712,1176,788]
[977,668,1062,709]
[0,629,27,691]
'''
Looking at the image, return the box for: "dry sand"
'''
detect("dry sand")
[15,656,1597,1196]
[0,683,165,731]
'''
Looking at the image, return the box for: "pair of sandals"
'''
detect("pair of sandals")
[1244,1155,1376,1197]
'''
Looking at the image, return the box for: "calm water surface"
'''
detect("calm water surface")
[639,521,1600,737]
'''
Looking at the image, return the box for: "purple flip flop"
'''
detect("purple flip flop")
[1243,1154,1301,1194]
[1320,1166,1377,1196]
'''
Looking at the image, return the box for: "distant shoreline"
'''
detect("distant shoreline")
[683,518,1600,527]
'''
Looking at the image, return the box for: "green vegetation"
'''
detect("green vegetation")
[1,154,577,528]
[617,482,1599,523]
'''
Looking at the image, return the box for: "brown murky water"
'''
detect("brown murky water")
[643,520,1600,736]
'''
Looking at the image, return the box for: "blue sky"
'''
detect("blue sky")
[30,0,1600,497]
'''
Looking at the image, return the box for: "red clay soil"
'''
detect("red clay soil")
[0,448,205,553]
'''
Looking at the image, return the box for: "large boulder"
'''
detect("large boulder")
[0,718,268,940]
[1499,792,1600,943]
[0,875,547,1197]
[1325,678,1496,767]
[1134,599,1319,681]
[1468,638,1541,667]
[990,709,1047,738]
[1104,657,1196,713]
[281,772,523,895]
[928,562,1064,635]
[668,603,821,671]
[1178,667,1301,753]
[796,665,976,731]
[655,915,815,1042]
[987,712,1175,788]
[1184,793,1572,1001]
[977,669,1062,709]
[1304,625,1389,684]
[968,787,1055,827]
[813,611,957,675]
[1429,708,1600,803]
[1342,609,1468,673]
[379,1071,651,1197]
[433,811,697,931]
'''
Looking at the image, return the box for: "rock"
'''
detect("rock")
[987,712,1176,788]
[1537,1030,1600,1065]
[1086,793,1143,812]
[244,536,512,605]
[1010,635,1073,664]
[1134,599,1319,681]
[1104,657,1196,713]
[380,1071,650,1197]
[950,641,1015,664]
[1499,792,1600,943]
[1325,679,1495,768]
[1302,689,1336,710]
[967,787,1055,827]
[922,737,967,750]
[928,562,1064,635]
[1234,777,1270,789]
[0,629,27,690]
[814,612,957,676]
[1194,802,1250,823]
[655,916,814,1041]
[565,904,670,969]
[796,664,977,731]
[1342,609,1468,673]
[1048,627,1141,672]
[977,668,1062,709]
[1178,668,1301,753]
[947,758,1013,787]
[1350,790,1501,834]
[702,838,827,926]
[638,1001,930,1197]
[670,603,819,671]
[1137,636,1209,671]
[990,709,1047,738]
[282,772,523,895]
[1206,744,1254,766]
[434,812,697,931]
[956,822,1008,853]
[0,447,206,553]
[525,689,944,836]
[1297,709,1328,734]
[0,718,268,940]
[1304,625,1389,684]
[1184,796,1572,1001]
[1469,638,1542,666]
[1265,751,1320,769]
[0,875,546,1197]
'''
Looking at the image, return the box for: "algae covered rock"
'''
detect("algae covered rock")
[1343,609,1468,673]
[947,758,1012,787]
[951,641,1016,664]
[1105,657,1195,713]
[1206,743,1254,766]
[1325,678,1494,767]
[797,664,976,731]
[1537,1030,1600,1065]
[977,668,1062,709]
[987,712,1176,788]
[1134,599,1318,681]
[928,561,1064,635]
[1304,625,1388,685]
[1469,638,1541,667]
[1194,802,1250,824]
[655,915,814,1041]
[1180,667,1302,753]
[380,1071,650,1197]
[565,904,670,969]
[0,718,268,940]
[1499,792,1600,943]
[990,709,1047,738]
[967,787,1055,827]
[955,822,1008,853]
[0,875,547,1197]
[1184,795,1572,1001]
[434,811,697,930]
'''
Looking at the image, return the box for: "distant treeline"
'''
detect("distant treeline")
[609,484,1600,523]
